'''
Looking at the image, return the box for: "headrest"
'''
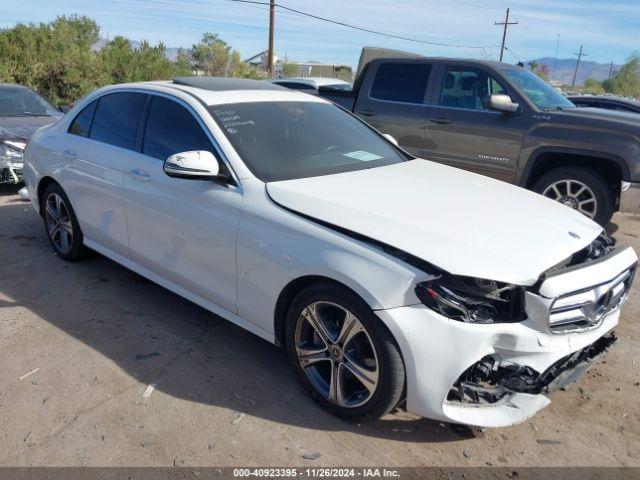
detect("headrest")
[460,77,477,91]
[444,73,455,89]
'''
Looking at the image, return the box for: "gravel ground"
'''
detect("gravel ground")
[1,183,639,467]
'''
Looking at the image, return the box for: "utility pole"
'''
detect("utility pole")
[267,0,275,78]
[551,34,560,81]
[571,45,586,88]
[495,8,518,62]
[608,61,614,79]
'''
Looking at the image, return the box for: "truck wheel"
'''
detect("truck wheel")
[533,167,614,226]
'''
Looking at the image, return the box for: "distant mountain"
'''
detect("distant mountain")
[529,57,620,86]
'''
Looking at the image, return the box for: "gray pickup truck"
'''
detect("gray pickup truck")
[319,48,640,226]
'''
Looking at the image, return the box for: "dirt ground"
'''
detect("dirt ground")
[0,182,639,467]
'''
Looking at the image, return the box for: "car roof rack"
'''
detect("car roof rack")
[173,76,284,91]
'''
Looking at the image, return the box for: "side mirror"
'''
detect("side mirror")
[484,94,519,114]
[382,133,399,146]
[163,150,221,180]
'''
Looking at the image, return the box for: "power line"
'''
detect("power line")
[504,45,523,62]
[226,0,499,49]
[495,8,518,62]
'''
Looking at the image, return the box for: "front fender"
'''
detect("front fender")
[235,180,427,337]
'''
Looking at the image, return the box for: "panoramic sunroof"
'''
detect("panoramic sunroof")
[173,76,285,91]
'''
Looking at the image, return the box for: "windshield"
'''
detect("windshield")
[0,86,59,116]
[501,68,575,110]
[209,101,406,181]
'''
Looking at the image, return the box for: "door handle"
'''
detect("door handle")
[429,117,452,125]
[359,109,377,117]
[129,168,151,181]
[61,149,77,159]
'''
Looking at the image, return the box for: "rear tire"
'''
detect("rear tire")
[285,282,405,422]
[42,183,85,261]
[532,167,614,226]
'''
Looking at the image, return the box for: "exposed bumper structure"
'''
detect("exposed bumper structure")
[0,159,23,184]
[378,246,637,427]
[620,181,640,215]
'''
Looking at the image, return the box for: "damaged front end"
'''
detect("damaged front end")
[0,139,26,184]
[425,235,636,426]
[447,333,617,405]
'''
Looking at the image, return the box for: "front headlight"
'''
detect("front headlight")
[415,275,525,324]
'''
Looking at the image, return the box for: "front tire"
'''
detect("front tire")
[42,183,85,261]
[285,282,405,422]
[532,167,614,226]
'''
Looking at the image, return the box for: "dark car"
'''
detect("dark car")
[0,84,62,184]
[319,48,640,225]
[568,95,640,114]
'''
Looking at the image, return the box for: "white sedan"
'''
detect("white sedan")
[24,77,637,427]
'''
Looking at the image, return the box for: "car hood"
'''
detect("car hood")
[266,159,602,285]
[0,115,60,142]
[553,107,640,127]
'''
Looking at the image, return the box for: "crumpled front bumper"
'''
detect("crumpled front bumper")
[0,158,23,184]
[376,246,637,427]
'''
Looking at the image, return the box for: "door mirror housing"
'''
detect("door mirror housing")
[163,150,221,180]
[485,94,520,114]
[382,133,399,146]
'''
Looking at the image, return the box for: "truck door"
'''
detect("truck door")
[423,65,527,182]
[354,60,433,158]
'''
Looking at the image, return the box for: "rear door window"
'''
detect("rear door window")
[90,93,146,150]
[370,63,431,104]
[68,100,97,138]
[142,96,214,160]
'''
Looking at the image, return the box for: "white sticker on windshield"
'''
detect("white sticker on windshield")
[341,151,383,161]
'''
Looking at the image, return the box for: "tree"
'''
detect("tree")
[584,78,605,94]
[99,37,190,84]
[603,52,640,98]
[281,62,299,77]
[537,64,550,81]
[0,18,260,104]
[191,33,260,78]
[0,15,104,104]
[528,60,539,73]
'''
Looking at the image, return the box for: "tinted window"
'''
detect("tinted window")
[439,68,508,111]
[601,102,637,112]
[571,99,595,108]
[370,63,431,104]
[68,100,97,137]
[143,96,214,160]
[210,101,406,182]
[90,93,146,150]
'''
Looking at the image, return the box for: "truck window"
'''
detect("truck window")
[370,63,431,104]
[439,68,507,111]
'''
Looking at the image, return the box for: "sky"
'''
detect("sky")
[1,0,639,68]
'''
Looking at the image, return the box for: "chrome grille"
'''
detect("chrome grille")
[548,267,634,333]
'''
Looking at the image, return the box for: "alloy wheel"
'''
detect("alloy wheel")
[295,301,379,408]
[542,179,597,219]
[44,193,74,254]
